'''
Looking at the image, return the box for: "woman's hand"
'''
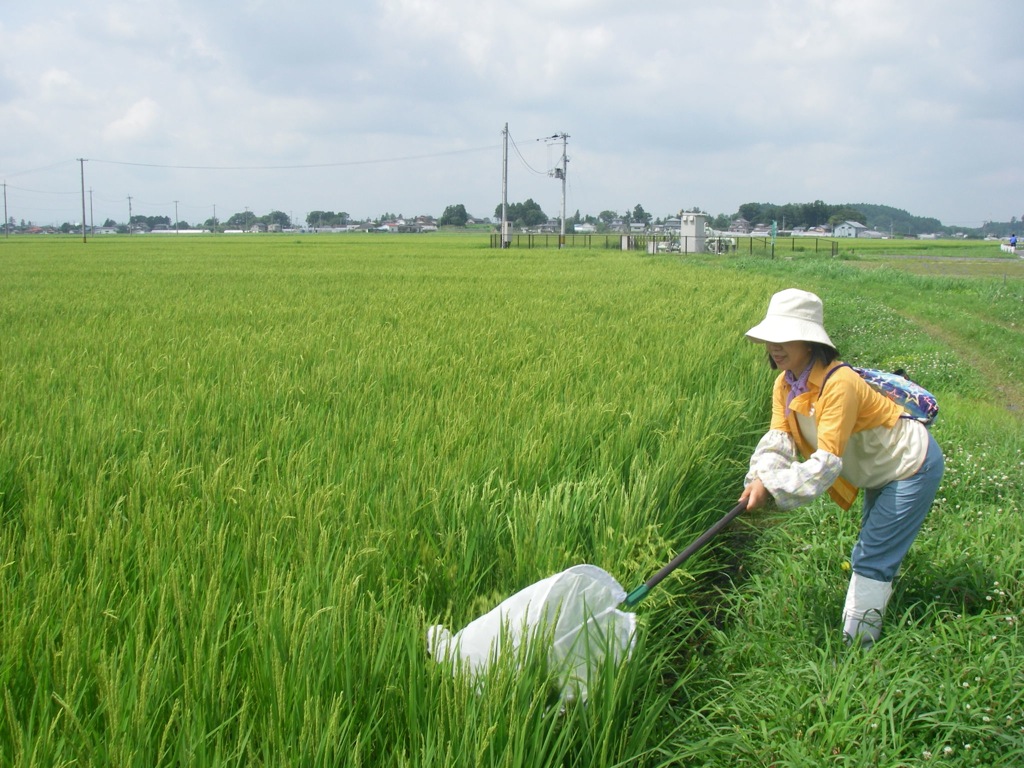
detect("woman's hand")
[740,478,772,510]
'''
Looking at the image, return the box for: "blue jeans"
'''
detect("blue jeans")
[851,431,944,582]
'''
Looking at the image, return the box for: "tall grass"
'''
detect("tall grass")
[1,236,768,766]
[662,253,1024,766]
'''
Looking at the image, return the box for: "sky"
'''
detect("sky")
[2,0,1022,229]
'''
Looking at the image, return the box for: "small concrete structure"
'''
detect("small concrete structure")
[679,212,708,253]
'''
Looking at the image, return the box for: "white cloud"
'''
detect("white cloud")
[103,98,161,142]
[1,0,1022,227]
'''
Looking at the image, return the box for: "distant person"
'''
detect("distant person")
[739,289,944,648]
[1010,233,1017,249]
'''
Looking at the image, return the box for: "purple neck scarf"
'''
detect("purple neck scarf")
[784,363,814,416]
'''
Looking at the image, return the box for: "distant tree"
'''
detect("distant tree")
[828,208,867,227]
[495,199,547,228]
[103,218,117,228]
[439,204,469,227]
[801,200,831,227]
[845,203,940,237]
[632,203,651,225]
[598,210,617,225]
[225,212,251,228]
[738,202,764,223]
[262,210,291,228]
[129,214,171,230]
[738,200,835,228]
[778,203,802,228]
[306,211,349,227]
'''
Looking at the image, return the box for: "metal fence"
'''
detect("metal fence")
[490,232,839,257]
[489,233,611,249]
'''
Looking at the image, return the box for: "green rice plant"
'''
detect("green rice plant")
[0,235,774,766]
[1,235,1021,766]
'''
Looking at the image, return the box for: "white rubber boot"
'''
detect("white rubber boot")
[842,572,893,648]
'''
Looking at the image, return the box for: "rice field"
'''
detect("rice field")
[1,234,1022,766]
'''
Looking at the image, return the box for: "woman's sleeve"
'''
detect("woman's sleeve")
[746,430,843,510]
[746,429,797,484]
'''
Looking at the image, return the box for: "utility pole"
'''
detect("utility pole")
[174,201,179,234]
[89,188,94,235]
[501,123,509,248]
[550,133,569,247]
[560,133,568,247]
[128,195,133,235]
[78,158,87,243]
[3,182,8,238]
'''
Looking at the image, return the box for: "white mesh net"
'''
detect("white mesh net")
[427,564,637,702]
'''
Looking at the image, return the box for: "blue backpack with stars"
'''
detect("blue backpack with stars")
[821,363,939,426]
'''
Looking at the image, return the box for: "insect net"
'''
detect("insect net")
[427,564,637,702]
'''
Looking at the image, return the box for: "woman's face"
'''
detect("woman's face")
[767,340,813,376]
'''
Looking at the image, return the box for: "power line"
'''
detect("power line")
[3,183,79,196]
[88,144,499,171]
[0,159,77,179]
[507,132,561,176]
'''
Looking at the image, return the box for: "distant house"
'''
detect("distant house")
[834,221,868,238]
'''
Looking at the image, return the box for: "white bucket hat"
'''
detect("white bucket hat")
[745,288,836,349]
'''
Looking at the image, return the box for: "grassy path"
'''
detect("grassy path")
[912,315,1024,416]
[670,252,1024,767]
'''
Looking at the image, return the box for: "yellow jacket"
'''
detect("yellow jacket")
[770,361,904,509]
